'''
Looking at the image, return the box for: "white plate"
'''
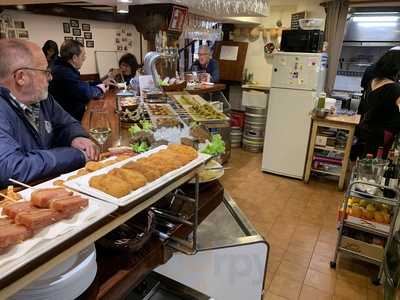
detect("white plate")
[0,178,117,283]
[65,145,211,207]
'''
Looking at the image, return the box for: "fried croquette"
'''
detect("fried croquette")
[168,144,198,160]
[53,179,65,187]
[77,169,90,176]
[85,161,105,172]
[89,174,132,198]
[115,154,132,162]
[122,161,161,182]
[108,168,147,191]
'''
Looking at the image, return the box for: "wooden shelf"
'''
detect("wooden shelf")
[311,168,341,177]
[314,146,345,154]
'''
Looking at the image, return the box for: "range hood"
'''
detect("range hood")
[343,10,400,47]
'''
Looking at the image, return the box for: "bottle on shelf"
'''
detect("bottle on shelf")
[382,150,397,198]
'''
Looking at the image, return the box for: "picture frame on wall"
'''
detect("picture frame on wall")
[14,21,25,29]
[63,22,70,33]
[17,30,29,39]
[0,32,6,39]
[70,19,79,28]
[64,36,73,41]
[82,23,90,31]
[0,20,3,32]
[86,40,94,48]
[72,28,81,36]
[7,29,16,39]
[3,15,13,28]
[83,32,92,39]
[75,37,84,44]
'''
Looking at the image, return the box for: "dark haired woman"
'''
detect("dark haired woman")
[358,50,400,157]
[42,40,59,69]
[107,53,140,90]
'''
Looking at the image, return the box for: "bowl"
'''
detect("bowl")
[299,18,323,30]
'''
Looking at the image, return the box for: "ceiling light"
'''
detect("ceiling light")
[353,16,399,22]
[16,5,25,10]
[117,4,129,14]
[117,0,132,3]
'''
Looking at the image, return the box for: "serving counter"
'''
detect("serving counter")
[0,88,268,300]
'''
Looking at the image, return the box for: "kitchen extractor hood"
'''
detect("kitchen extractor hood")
[343,9,400,47]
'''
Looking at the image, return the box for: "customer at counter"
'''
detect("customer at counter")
[49,40,115,121]
[358,50,400,156]
[115,53,140,89]
[42,40,59,69]
[191,45,220,83]
[0,39,98,188]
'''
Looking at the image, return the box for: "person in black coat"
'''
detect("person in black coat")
[49,40,115,121]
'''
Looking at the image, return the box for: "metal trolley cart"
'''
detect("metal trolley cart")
[330,174,400,284]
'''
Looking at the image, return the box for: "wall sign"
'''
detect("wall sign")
[291,11,306,30]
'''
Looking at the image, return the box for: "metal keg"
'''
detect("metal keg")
[242,135,264,153]
[231,126,242,148]
[243,106,266,152]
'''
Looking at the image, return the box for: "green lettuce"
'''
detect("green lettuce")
[201,134,225,156]
[131,141,149,153]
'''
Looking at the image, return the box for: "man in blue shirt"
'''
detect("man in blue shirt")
[191,45,220,83]
[0,39,98,188]
[49,40,115,121]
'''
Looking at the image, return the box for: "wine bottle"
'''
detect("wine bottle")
[382,150,397,198]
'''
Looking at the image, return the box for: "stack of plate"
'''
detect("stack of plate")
[11,244,97,300]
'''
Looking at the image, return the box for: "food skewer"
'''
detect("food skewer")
[0,192,18,202]
[8,179,34,189]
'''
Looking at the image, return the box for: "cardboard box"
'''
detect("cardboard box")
[341,236,384,261]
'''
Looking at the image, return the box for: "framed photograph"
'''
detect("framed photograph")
[117,45,123,51]
[70,19,79,28]
[126,31,132,37]
[17,30,29,39]
[3,15,13,28]
[63,22,70,33]
[7,29,16,39]
[0,20,3,32]
[115,38,120,44]
[0,32,6,39]
[122,37,127,42]
[128,40,132,47]
[64,36,73,41]
[82,23,90,31]
[72,28,81,36]
[83,32,92,39]
[75,37,84,44]
[14,21,25,29]
[86,40,94,48]
[116,32,121,37]
[168,6,188,32]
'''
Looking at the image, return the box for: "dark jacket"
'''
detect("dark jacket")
[49,57,103,121]
[0,86,87,188]
[191,58,220,83]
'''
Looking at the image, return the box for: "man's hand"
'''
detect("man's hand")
[103,77,117,88]
[71,137,100,161]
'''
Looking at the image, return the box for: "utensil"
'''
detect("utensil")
[88,109,111,153]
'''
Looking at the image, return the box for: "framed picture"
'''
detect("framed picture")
[128,40,132,47]
[115,38,120,44]
[64,36,73,41]
[86,40,94,48]
[75,37,84,45]
[168,6,188,32]
[83,32,92,39]
[7,29,16,39]
[14,21,25,29]
[3,15,13,28]
[0,20,3,32]
[72,28,81,36]
[70,19,79,28]
[117,45,123,51]
[63,22,70,33]
[82,23,90,31]
[17,30,29,39]
[126,31,132,37]
[0,32,6,39]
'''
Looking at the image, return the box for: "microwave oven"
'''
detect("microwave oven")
[280,30,324,53]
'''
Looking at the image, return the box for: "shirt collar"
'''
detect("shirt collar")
[9,92,31,112]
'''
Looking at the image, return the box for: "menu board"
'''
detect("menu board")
[291,11,306,30]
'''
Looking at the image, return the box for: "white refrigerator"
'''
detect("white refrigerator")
[261,52,328,179]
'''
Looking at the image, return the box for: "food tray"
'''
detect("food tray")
[145,103,177,117]
[150,116,185,129]
[172,94,229,122]
[0,179,117,283]
[65,146,211,207]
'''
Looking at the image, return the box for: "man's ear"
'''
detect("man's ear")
[14,70,25,86]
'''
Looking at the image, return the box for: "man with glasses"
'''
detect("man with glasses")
[191,45,220,83]
[0,39,99,188]
[49,40,115,121]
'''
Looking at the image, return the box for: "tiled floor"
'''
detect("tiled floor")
[220,149,385,300]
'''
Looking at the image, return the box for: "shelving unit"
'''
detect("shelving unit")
[304,114,360,190]
[330,177,400,284]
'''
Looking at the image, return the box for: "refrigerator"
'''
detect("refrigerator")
[261,52,328,179]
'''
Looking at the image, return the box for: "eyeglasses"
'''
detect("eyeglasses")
[12,67,52,78]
